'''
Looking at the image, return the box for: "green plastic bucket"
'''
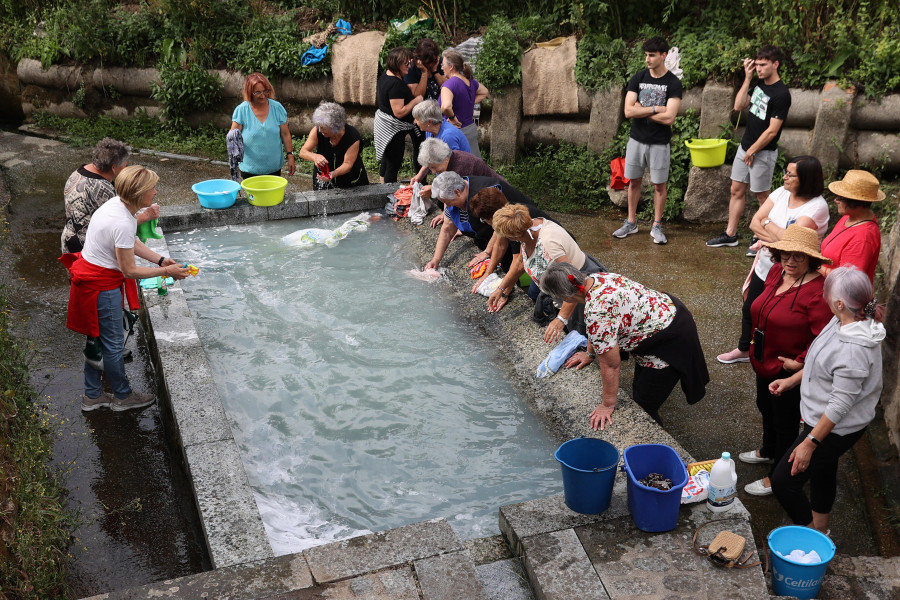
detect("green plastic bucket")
[684,139,728,168]
[242,175,288,207]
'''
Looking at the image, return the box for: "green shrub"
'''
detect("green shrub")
[574,34,629,92]
[474,16,521,93]
[108,2,166,68]
[230,12,330,80]
[151,58,223,121]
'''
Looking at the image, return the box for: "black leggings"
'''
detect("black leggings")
[632,365,681,426]
[772,424,866,524]
[739,272,766,351]
[756,371,802,476]
[379,131,408,183]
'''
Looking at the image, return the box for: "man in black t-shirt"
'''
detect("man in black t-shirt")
[707,45,792,250]
[613,37,683,245]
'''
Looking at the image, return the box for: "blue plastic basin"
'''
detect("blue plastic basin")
[192,179,241,209]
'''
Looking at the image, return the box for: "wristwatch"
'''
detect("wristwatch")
[763,218,771,228]
[652,105,657,114]
[806,433,821,446]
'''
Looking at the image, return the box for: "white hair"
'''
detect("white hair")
[431,171,466,201]
[418,138,452,166]
[312,101,346,132]
[412,99,443,126]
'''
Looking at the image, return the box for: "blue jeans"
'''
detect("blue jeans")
[84,287,131,399]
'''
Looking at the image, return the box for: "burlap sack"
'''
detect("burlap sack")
[332,31,386,106]
[521,36,579,116]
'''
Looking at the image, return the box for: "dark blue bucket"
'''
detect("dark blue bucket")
[622,444,688,532]
[555,437,619,514]
[768,526,835,599]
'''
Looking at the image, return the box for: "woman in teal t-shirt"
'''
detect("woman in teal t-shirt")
[230,73,295,178]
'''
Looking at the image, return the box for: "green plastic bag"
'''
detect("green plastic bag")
[389,7,434,40]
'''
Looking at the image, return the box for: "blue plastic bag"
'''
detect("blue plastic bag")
[301,45,328,66]
[335,19,351,35]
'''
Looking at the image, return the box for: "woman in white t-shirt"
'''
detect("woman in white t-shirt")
[717,155,829,365]
[64,166,189,412]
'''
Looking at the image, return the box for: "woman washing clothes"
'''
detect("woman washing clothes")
[230,73,295,178]
[298,101,368,190]
[440,49,488,158]
[60,166,189,412]
[538,261,709,429]
[740,225,833,496]
[769,267,884,535]
[490,203,606,342]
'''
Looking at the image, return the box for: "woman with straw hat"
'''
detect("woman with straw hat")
[740,225,833,496]
[819,169,885,282]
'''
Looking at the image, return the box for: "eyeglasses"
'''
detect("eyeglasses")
[783,172,798,179]
[780,252,809,261]
[252,90,271,98]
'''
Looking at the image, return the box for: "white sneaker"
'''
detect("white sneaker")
[650,223,667,244]
[738,450,774,464]
[744,479,773,496]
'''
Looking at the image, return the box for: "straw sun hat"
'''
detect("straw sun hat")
[827,169,886,202]
[763,224,832,264]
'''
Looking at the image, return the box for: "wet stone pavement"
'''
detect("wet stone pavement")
[0,130,890,597]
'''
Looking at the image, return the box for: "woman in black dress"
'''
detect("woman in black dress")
[298,102,368,190]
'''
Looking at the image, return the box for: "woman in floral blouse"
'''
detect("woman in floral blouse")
[539,262,709,429]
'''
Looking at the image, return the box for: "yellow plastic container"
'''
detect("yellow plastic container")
[684,139,728,168]
[242,175,288,207]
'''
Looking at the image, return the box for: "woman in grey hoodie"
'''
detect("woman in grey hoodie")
[768,266,884,534]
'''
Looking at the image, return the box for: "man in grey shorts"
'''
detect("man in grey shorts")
[706,45,791,250]
[613,37,682,245]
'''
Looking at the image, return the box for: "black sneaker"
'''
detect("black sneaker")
[746,237,759,257]
[706,232,739,247]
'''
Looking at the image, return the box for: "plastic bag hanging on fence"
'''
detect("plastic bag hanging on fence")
[609,157,629,190]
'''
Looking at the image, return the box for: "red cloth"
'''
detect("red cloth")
[609,157,630,190]
[59,253,140,337]
[749,264,832,378]
[820,215,882,283]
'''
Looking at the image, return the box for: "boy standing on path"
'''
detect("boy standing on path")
[612,37,682,245]
[706,46,791,250]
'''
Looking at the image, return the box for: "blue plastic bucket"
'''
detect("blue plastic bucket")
[192,179,241,209]
[555,438,619,514]
[768,526,835,599]
[622,444,688,532]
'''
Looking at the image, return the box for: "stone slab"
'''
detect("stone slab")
[304,518,463,583]
[305,184,397,217]
[185,439,273,568]
[79,553,313,600]
[159,201,265,232]
[576,502,767,599]
[475,558,536,600]
[270,567,421,599]
[491,85,523,164]
[699,82,735,139]
[682,164,735,223]
[415,551,490,600]
[521,528,609,600]
[499,478,630,556]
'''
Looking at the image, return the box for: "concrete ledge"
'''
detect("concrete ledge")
[304,518,463,583]
[79,553,313,600]
[521,528,610,600]
[414,551,490,600]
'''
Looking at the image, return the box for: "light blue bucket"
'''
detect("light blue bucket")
[768,526,836,599]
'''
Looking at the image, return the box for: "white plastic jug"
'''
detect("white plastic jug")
[707,452,738,513]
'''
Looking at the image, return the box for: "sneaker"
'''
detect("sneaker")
[110,391,155,412]
[744,478,773,496]
[650,223,668,245]
[81,393,112,412]
[738,450,774,464]
[746,236,759,257]
[706,232,739,247]
[717,348,750,364]
[612,220,639,239]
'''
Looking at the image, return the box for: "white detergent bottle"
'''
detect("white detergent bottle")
[707,452,738,513]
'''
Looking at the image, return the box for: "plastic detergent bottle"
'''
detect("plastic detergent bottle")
[707,452,738,513]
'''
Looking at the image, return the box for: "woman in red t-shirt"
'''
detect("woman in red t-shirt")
[819,169,885,282]
[740,225,833,497]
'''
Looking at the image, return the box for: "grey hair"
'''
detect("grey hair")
[823,266,882,322]
[431,171,466,201]
[418,137,452,166]
[92,138,129,172]
[539,261,586,301]
[412,99,443,126]
[312,101,347,133]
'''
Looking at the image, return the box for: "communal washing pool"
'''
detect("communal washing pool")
[165,215,560,555]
